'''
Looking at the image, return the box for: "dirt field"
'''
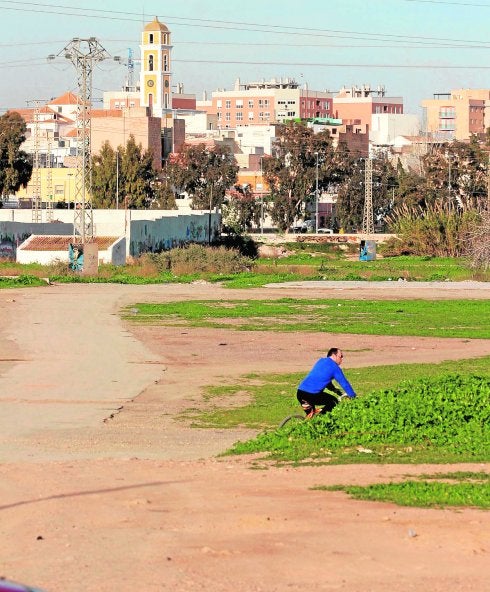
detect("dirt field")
[0,281,489,592]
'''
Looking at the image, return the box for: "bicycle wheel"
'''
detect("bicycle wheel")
[278,414,305,428]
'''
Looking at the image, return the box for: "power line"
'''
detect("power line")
[1,0,490,46]
[4,56,490,71]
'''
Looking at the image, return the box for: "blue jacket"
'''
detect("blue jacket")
[298,356,356,398]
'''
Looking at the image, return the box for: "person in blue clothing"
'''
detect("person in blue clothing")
[297,347,356,418]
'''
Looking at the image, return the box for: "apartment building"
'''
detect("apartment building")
[332,85,403,129]
[421,89,489,141]
[198,77,334,128]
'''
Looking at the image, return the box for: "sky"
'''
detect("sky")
[2,0,490,121]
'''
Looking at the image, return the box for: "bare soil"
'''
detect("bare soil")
[0,281,489,592]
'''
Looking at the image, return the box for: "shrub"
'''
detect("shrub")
[230,374,490,459]
[144,244,253,275]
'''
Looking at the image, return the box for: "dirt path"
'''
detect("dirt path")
[0,282,489,592]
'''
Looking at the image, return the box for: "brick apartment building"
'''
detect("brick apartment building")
[421,89,488,141]
[198,77,334,128]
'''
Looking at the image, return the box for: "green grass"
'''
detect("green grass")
[124,298,490,339]
[0,252,487,288]
[227,372,490,464]
[0,275,48,289]
[181,355,490,430]
[177,357,490,465]
[314,472,490,509]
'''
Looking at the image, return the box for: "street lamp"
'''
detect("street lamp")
[315,154,320,232]
[116,150,119,209]
[445,150,452,202]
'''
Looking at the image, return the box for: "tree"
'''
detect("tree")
[336,153,397,230]
[0,111,32,200]
[422,139,487,211]
[167,143,238,211]
[222,183,261,233]
[90,135,158,209]
[121,136,157,208]
[151,180,177,209]
[262,122,336,231]
[90,141,118,208]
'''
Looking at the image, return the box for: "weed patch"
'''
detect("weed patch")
[226,373,490,463]
[316,472,490,509]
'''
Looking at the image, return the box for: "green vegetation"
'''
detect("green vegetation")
[227,373,490,463]
[0,274,47,289]
[181,356,490,430]
[0,243,488,287]
[315,472,490,509]
[125,298,490,339]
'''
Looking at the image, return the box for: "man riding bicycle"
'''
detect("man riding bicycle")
[297,347,356,418]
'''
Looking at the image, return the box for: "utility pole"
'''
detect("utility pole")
[49,38,111,243]
[315,152,319,233]
[362,157,374,236]
[487,151,490,211]
[116,150,119,210]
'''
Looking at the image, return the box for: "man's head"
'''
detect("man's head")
[327,347,344,365]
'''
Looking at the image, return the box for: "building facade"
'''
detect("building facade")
[332,85,403,129]
[198,78,334,128]
[421,89,489,141]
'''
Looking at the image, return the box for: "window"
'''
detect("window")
[264,112,270,119]
[164,55,168,71]
[248,111,254,121]
[236,112,243,121]
[149,55,154,71]
[129,101,135,108]
[248,99,254,108]
[217,112,222,120]
[236,99,243,108]
[54,184,64,195]
[259,100,264,107]
[149,34,154,44]
[264,99,269,107]
[440,106,455,118]
[225,100,231,109]
[225,112,231,121]
[216,100,222,108]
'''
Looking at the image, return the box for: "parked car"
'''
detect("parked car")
[0,580,46,592]
[317,228,334,234]
[290,220,314,233]
[291,224,308,233]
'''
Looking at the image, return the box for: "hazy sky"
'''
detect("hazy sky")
[2,0,490,118]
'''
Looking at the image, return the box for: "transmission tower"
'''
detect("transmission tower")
[362,157,374,236]
[30,100,42,223]
[50,38,110,243]
[46,131,53,222]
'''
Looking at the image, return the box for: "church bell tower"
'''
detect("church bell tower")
[140,16,172,118]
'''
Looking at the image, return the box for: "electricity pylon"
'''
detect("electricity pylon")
[50,38,110,242]
[362,157,374,236]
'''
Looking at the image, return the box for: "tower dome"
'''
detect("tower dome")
[144,16,169,32]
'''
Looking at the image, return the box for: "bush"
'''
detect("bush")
[230,374,490,459]
[144,244,253,275]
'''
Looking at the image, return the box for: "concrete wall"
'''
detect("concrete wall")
[129,212,220,256]
[0,209,219,260]
[0,221,73,258]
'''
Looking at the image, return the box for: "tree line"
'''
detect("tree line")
[0,114,488,253]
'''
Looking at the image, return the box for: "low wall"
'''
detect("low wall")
[0,221,73,258]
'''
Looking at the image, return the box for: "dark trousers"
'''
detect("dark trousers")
[297,388,339,414]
